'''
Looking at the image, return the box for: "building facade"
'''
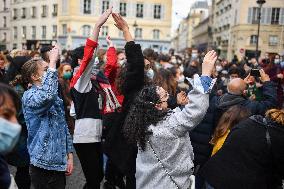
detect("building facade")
[212,0,284,60]
[172,0,209,52]
[192,17,211,52]
[0,0,11,50]
[57,0,172,52]
[9,0,58,50]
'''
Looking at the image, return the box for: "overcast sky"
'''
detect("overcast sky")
[171,0,211,31]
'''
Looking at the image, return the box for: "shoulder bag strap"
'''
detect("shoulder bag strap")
[148,140,180,189]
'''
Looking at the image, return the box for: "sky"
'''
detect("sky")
[171,0,211,31]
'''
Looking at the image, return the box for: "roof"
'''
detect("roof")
[191,0,208,9]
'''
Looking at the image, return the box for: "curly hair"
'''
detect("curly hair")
[123,85,169,151]
[265,109,284,126]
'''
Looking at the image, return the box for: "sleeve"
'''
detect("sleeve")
[23,69,58,115]
[66,127,74,154]
[248,81,278,115]
[167,76,216,136]
[122,41,145,95]
[70,38,98,93]
[104,47,118,84]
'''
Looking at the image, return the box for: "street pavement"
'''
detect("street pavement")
[9,152,90,189]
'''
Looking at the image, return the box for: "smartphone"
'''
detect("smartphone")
[250,69,260,77]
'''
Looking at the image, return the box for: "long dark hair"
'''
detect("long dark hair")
[123,85,168,151]
[0,83,20,119]
[210,105,250,145]
[154,68,177,96]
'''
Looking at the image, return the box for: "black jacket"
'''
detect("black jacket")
[189,94,218,167]
[103,41,144,176]
[200,116,284,189]
[0,155,10,189]
[215,81,277,123]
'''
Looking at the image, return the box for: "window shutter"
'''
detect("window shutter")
[265,7,272,25]
[144,3,150,18]
[97,0,102,15]
[150,4,154,19]
[130,2,136,18]
[280,8,284,25]
[247,7,252,24]
[161,4,165,20]
[91,0,95,15]
[260,7,266,24]
[80,0,84,14]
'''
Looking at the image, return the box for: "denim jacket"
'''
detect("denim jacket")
[22,69,73,171]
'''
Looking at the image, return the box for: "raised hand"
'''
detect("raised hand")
[112,13,129,31]
[95,7,112,28]
[49,44,60,69]
[177,91,189,106]
[106,36,114,47]
[202,50,217,76]
[259,69,270,82]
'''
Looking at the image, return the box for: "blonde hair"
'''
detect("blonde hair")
[265,109,284,126]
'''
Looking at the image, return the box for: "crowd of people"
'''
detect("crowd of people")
[0,7,284,189]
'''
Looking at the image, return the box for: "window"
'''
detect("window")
[3,32,7,42]
[82,25,91,37]
[251,7,259,24]
[154,5,161,19]
[32,26,36,39]
[52,4,58,16]
[136,3,143,18]
[250,35,257,45]
[102,1,109,14]
[271,8,280,24]
[52,25,57,38]
[22,26,26,39]
[3,0,7,10]
[42,26,46,39]
[120,2,127,17]
[31,6,36,18]
[42,5,47,17]
[13,9,17,19]
[21,8,26,18]
[269,35,278,46]
[83,0,91,14]
[135,28,142,38]
[153,29,160,39]
[13,27,17,39]
[3,16,6,27]
[101,26,108,36]
[62,24,67,35]
[13,44,17,49]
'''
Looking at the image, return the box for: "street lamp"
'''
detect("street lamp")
[255,0,266,61]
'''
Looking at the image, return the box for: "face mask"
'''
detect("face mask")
[119,59,127,66]
[0,118,21,154]
[180,65,184,72]
[63,72,72,80]
[178,75,185,83]
[35,71,47,83]
[280,61,284,68]
[146,69,154,80]
[216,65,223,72]
[274,59,280,64]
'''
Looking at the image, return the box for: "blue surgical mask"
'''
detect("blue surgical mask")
[146,69,154,80]
[0,118,21,154]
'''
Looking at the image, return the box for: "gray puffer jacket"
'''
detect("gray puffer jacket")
[136,76,212,189]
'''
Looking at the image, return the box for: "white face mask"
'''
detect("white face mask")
[180,65,184,72]
[146,69,154,80]
[119,59,127,66]
[216,65,223,72]
[274,59,280,64]
[178,75,185,83]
